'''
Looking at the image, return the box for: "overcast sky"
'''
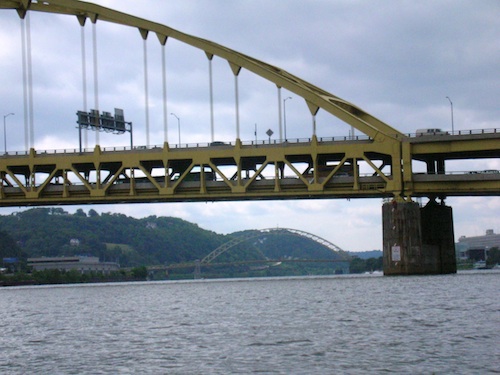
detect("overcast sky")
[0,0,499,251]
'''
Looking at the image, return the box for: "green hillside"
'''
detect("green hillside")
[0,208,351,272]
[0,208,224,267]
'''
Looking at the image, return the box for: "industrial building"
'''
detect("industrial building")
[27,256,119,274]
[456,230,500,261]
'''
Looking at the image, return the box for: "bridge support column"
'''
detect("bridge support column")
[382,200,456,275]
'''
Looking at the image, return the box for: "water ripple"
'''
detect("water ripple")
[0,272,499,374]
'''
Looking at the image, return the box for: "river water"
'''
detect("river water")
[0,271,498,374]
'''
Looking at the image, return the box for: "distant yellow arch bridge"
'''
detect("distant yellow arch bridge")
[147,227,352,276]
[201,227,349,264]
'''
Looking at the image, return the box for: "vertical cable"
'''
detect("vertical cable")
[208,56,214,142]
[228,63,241,141]
[161,43,168,144]
[80,22,88,149]
[20,18,29,151]
[92,21,99,146]
[312,114,317,137]
[277,86,283,142]
[234,74,240,140]
[143,37,150,147]
[26,13,34,149]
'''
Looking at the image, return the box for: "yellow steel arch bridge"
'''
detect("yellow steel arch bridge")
[201,227,350,264]
[147,227,351,276]
[0,0,499,208]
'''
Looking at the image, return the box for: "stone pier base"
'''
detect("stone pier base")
[382,200,457,276]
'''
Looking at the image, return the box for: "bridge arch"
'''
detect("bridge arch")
[201,228,350,264]
[3,0,403,142]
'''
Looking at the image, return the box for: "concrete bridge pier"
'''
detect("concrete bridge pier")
[382,199,457,275]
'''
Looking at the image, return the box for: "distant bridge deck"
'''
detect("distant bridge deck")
[149,258,352,272]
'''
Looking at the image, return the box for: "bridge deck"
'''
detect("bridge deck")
[1,132,499,206]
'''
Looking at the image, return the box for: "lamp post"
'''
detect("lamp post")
[3,112,14,154]
[283,96,292,141]
[170,113,181,146]
[446,96,454,134]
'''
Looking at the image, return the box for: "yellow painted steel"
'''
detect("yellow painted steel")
[0,138,398,206]
[1,133,499,207]
[0,1,499,207]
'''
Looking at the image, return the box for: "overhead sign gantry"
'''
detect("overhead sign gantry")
[76,108,133,152]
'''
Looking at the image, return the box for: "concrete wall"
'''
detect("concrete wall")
[421,201,456,274]
[383,200,456,275]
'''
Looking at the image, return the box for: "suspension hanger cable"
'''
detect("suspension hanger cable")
[20,17,29,151]
[78,16,88,149]
[92,20,99,146]
[26,12,34,149]
[160,38,168,144]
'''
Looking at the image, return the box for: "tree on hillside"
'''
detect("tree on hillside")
[366,257,383,272]
[0,228,25,272]
[349,257,366,273]
[88,209,99,217]
[0,229,21,259]
[486,247,499,267]
[74,208,87,217]
[349,257,383,273]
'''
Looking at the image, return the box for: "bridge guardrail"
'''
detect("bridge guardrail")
[0,128,498,156]
[0,135,374,156]
[406,127,499,138]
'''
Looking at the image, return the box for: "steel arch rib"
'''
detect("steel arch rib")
[2,0,404,141]
[201,228,348,264]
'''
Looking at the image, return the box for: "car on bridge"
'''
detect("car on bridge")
[416,128,448,136]
[209,141,229,146]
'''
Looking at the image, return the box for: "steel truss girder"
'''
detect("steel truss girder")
[402,134,500,198]
[1,137,499,206]
[0,139,400,206]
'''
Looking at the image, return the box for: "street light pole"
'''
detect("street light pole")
[446,96,454,134]
[3,112,14,154]
[283,96,292,141]
[170,113,181,146]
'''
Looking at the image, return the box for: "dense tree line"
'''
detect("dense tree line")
[349,256,383,273]
[0,267,150,286]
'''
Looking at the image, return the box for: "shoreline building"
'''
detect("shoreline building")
[28,256,119,274]
[456,230,500,261]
